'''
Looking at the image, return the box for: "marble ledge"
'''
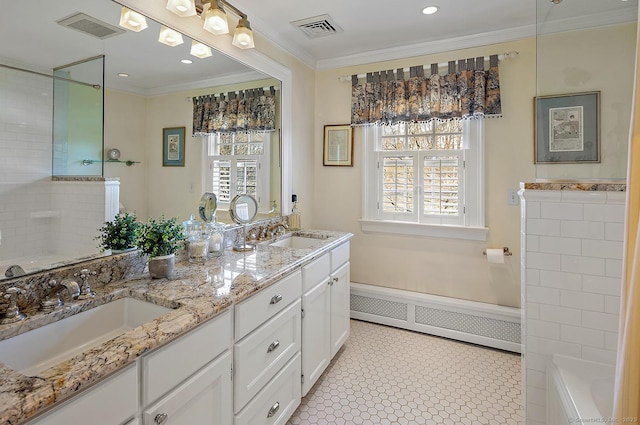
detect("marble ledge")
[0,229,352,425]
[51,176,120,182]
[521,182,626,192]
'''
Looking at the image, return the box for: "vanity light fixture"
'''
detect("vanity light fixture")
[166,0,197,17]
[203,0,229,35]
[158,25,184,46]
[118,7,148,32]
[232,18,255,49]
[422,6,439,15]
[190,40,213,58]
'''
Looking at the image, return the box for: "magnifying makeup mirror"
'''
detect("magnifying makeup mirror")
[229,194,258,251]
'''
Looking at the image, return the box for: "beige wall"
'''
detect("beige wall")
[312,38,537,307]
[536,24,636,180]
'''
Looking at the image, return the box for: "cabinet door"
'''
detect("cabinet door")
[330,261,350,358]
[301,278,331,396]
[26,365,137,425]
[143,351,232,425]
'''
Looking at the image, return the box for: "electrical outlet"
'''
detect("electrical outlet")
[507,189,519,206]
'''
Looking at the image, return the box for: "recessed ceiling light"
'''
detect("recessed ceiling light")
[181,59,193,64]
[117,73,129,77]
[422,6,439,15]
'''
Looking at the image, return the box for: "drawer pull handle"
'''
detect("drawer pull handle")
[267,401,280,418]
[155,413,168,425]
[267,340,280,353]
[270,294,283,304]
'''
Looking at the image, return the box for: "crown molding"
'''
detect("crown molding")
[316,25,536,70]
[537,7,637,35]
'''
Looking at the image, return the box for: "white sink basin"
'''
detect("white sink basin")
[268,235,326,249]
[0,297,173,375]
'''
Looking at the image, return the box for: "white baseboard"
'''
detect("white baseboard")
[350,283,521,353]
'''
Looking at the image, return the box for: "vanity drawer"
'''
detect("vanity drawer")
[330,242,350,271]
[234,352,301,425]
[235,271,301,341]
[234,299,301,412]
[302,254,330,293]
[142,309,232,406]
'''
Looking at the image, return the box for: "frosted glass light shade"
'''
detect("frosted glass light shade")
[158,26,184,46]
[166,0,196,17]
[119,7,148,32]
[203,6,229,35]
[190,41,213,58]
[232,19,254,49]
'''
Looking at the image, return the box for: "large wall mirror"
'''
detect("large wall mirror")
[535,0,638,181]
[0,0,290,280]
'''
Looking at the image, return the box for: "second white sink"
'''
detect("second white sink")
[0,297,173,375]
[268,235,326,249]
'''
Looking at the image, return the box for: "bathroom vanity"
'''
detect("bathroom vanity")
[0,229,352,425]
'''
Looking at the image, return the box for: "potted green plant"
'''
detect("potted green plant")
[137,215,186,279]
[95,212,141,253]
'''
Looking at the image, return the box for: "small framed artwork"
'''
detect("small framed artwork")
[323,124,353,166]
[534,91,600,164]
[162,127,186,167]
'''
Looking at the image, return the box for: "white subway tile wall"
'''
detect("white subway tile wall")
[521,188,624,425]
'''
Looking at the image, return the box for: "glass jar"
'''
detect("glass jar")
[205,221,225,257]
[188,234,210,263]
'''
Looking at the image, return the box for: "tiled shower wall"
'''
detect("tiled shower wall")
[0,65,110,266]
[520,187,625,425]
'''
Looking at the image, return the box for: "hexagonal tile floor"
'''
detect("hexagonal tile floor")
[287,320,523,425]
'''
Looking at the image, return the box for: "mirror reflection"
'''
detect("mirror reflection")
[0,0,282,280]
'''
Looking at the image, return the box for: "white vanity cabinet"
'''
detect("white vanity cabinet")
[25,364,138,425]
[233,270,302,425]
[301,241,350,395]
[140,310,233,425]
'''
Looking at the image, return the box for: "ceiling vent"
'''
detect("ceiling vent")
[57,13,125,40]
[291,14,343,38]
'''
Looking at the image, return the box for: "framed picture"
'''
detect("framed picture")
[534,91,600,164]
[162,127,185,167]
[323,124,353,166]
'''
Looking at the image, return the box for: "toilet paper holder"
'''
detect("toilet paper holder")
[482,247,512,256]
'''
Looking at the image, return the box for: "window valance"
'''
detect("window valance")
[350,55,502,126]
[192,86,277,135]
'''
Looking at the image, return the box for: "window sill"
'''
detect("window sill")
[359,219,488,241]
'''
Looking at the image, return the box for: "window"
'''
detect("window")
[362,119,487,240]
[205,132,270,211]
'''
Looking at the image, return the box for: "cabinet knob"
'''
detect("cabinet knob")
[267,401,280,418]
[333,277,339,283]
[155,413,168,425]
[267,340,280,353]
[269,294,283,304]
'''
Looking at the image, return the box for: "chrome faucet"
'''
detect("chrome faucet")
[267,222,289,238]
[1,287,27,324]
[74,268,96,299]
[40,279,81,312]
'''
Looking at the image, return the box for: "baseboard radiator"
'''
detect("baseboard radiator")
[350,283,521,353]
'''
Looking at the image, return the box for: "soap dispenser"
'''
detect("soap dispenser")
[289,195,301,230]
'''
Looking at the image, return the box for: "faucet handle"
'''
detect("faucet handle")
[74,269,96,299]
[2,287,27,324]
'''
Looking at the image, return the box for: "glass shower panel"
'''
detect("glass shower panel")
[52,55,104,176]
[535,0,637,181]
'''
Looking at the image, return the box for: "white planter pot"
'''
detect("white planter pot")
[148,254,175,279]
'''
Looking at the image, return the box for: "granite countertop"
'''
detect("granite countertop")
[0,229,352,425]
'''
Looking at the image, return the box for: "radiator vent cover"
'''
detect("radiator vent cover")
[57,13,125,40]
[291,14,343,38]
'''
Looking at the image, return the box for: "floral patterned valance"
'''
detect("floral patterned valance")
[351,55,502,126]
[192,87,277,135]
